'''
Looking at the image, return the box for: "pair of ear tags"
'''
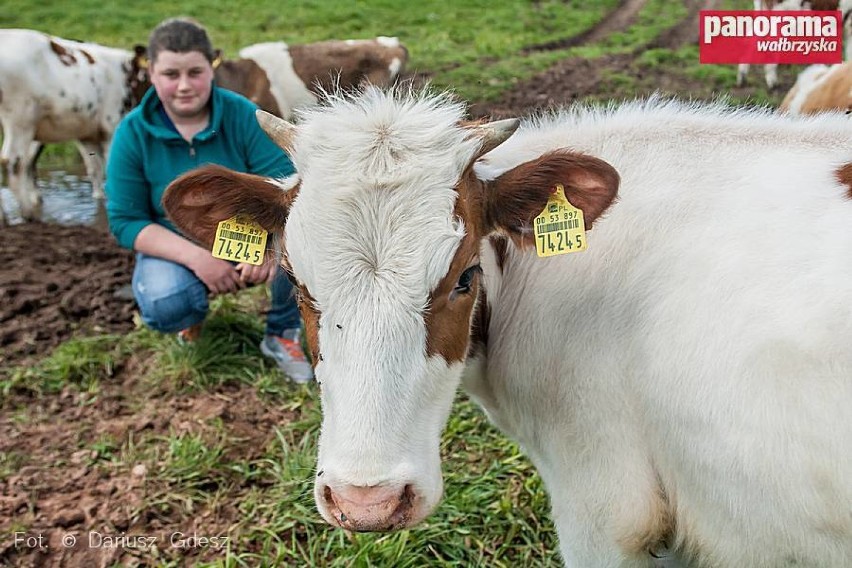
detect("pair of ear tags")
[209,185,586,265]
[533,183,588,258]
[212,216,269,266]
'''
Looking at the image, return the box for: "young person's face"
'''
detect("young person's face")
[150,50,214,119]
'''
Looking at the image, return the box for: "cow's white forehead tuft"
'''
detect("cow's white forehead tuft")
[284,87,478,317]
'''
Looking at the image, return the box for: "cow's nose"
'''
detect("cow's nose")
[321,483,415,531]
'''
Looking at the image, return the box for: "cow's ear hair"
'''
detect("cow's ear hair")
[163,164,297,248]
[484,150,619,247]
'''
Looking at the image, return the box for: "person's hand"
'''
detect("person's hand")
[188,252,244,295]
[235,256,278,286]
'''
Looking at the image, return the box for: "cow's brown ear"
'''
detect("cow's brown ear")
[485,150,619,247]
[163,164,297,248]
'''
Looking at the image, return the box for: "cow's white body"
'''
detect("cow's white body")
[0,29,139,222]
[467,100,852,566]
[239,37,407,119]
[238,42,316,119]
[163,90,852,567]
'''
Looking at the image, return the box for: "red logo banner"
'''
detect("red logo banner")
[699,10,842,64]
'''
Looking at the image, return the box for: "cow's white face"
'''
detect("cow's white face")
[161,88,619,533]
[282,93,493,530]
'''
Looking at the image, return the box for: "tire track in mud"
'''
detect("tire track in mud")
[471,0,732,119]
[523,0,650,53]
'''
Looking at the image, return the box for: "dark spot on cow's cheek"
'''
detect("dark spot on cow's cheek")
[59,89,66,98]
[336,324,343,330]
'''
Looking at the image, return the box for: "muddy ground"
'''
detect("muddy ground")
[1,1,797,565]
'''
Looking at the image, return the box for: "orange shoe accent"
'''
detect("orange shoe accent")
[177,322,203,343]
[270,336,308,362]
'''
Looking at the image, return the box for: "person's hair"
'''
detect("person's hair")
[148,18,215,64]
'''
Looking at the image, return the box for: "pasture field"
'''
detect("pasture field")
[1,0,801,566]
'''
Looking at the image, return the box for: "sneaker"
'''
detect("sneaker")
[177,322,203,344]
[260,329,314,383]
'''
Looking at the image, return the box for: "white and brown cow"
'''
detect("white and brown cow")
[736,0,852,90]
[0,29,147,222]
[237,37,408,119]
[163,89,852,567]
[778,60,852,113]
[212,55,282,117]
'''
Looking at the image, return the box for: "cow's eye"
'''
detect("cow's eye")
[455,265,481,294]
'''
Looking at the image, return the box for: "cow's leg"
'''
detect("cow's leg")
[764,63,779,90]
[76,140,105,199]
[0,122,41,221]
[736,63,749,87]
[540,450,676,568]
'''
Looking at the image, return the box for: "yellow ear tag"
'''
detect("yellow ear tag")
[533,184,587,258]
[212,215,268,266]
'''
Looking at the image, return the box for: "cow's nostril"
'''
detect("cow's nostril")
[323,483,414,531]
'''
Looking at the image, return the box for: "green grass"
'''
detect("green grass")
[2,291,559,566]
[0,0,620,102]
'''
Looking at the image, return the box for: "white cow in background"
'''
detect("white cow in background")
[736,0,852,89]
[239,37,408,119]
[0,29,147,223]
[163,88,852,567]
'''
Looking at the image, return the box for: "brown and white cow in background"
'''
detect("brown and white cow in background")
[778,59,852,113]
[212,54,282,117]
[0,29,147,223]
[236,37,408,118]
[736,0,852,89]
[164,87,852,567]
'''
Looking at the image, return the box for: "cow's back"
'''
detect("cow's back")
[0,29,131,142]
[239,42,317,119]
[781,62,852,115]
[472,100,852,566]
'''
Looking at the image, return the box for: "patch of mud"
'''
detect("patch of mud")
[0,372,298,567]
[0,223,136,369]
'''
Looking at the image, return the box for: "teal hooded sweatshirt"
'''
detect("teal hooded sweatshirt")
[105,86,294,250]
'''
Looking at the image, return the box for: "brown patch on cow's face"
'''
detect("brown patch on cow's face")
[288,40,408,94]
[295,281,322,367]
[835,163,852,199]
[424,171,488,363]
[488,235,508,273]
[50,40,77,66]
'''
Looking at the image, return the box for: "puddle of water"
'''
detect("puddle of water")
[1,170,107,227]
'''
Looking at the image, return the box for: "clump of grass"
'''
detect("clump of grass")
[2,334,126,398]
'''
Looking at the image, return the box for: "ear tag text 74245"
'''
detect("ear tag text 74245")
[212,215,268,266]
[533,184,587,258]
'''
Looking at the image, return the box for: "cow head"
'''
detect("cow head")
[124,45,151,111]
[162,88,618,532]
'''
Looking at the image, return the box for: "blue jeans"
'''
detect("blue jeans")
[132,253,301,335]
